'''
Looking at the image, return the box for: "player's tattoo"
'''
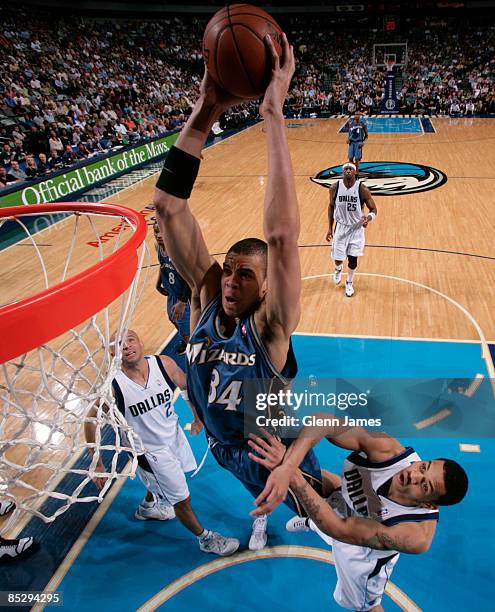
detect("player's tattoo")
[361,533,408,553]
[290,479,325,523]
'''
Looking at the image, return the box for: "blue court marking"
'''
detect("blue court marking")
[55,335,492,611]
[340,117,423,134]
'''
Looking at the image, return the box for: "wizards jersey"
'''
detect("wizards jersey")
[157,246,191,303]
[185,294,297,445]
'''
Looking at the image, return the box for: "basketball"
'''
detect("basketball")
[202,4,283,99]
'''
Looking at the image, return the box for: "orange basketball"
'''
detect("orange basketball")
[202,4,283,99]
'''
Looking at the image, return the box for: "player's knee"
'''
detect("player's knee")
[347,255,358,269]
[174,496,191,510]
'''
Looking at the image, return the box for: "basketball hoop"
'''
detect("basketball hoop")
[385,59,396,72]
[0,202,149,532]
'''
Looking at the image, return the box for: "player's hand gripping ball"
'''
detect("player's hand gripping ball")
[202,4,284,99]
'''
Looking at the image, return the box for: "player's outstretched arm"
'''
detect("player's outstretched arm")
[260,34,301,347]
[290,470,436,554]
[153,72,243,306]
[250,413,402,516]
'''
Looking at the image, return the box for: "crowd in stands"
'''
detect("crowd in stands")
[1,6,494,190]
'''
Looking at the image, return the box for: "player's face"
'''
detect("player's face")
[121,331,144,366]
[343,166,356,180]
[393,460,446,505]
[221,252,266,318]
[153,225,166,252]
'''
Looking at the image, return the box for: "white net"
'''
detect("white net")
[0,204,149,534]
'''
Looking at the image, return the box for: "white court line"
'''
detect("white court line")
[294,331,483,344]
[137,545,421,612]
[302,272,495,390]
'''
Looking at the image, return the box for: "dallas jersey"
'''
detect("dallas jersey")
[348,119,366,142]
[341,446,439,542]
[334,179,364,227]
[112,355,178,451]
[185,294,297,445]
[157,246,191,303]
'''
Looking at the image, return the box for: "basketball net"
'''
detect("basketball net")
[385,59,396,72]
[0,203,149,534]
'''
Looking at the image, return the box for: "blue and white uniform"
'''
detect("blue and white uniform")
[186,295,322,514]
[112,356,196,505]
[157,246,191,339]
[348,118,366,161]
[311,447,439,610]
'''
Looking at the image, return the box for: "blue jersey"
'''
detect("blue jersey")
[157,246,191,303]
[185,295,297,445]
[348,119,366,143]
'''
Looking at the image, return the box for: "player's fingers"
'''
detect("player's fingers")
[264,34,279,70]
[248,452,270,469]
[254,482,273,506]
[247,439,266,456]
[248,433,271,452]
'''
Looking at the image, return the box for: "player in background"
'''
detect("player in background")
[154,223,191,355]
[326,162,377,297]
[152,34,325,550]
[347,113,368,176]
[85,330,239,557]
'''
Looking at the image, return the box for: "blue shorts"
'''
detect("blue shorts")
[348,141,363,161]
[167,295,191,339]
[211,439,322,516]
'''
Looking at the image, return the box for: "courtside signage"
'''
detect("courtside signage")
[311,161,447,196]
[0,133,179,208]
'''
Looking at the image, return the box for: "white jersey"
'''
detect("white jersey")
[341,446,439,529]
[112,355,178,452]
[334,179,363,227]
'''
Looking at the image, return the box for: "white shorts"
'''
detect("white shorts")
[309,491,400,611]
[332,222,365,261]
[136,426,197,506]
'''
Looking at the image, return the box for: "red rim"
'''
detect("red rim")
[0,203,148,363]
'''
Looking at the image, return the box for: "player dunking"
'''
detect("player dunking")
[326,162,377,297]
[153,34,324,550]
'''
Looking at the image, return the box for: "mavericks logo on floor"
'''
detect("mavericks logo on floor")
[311,162,447,196]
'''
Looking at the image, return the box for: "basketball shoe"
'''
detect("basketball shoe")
[0,536,37,561]
[249,515,268,550]
[199,531,240,556]
[345,281,355,297]
[286,516,311,532]
[135,502,175,521]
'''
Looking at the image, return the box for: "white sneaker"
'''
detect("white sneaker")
[249,515,268,550]
[135,503,175,521]
[0,536,36,561]
[0,500,15,517]
[199,531,240,556]
[286,516,310,532]
[345,281,355,297]
[333,268,342,285]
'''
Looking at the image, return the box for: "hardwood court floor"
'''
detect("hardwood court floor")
[1,116,494,526]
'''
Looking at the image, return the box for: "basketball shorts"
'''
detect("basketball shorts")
[210,438,322,516]
[332,223,365,261]
[348,141,363,161]
[310,491,400,611]
[136,426,197,506]
[167,296,191,339]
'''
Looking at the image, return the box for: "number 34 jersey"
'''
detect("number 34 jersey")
[185,294,297,445]
[334,179,363,227]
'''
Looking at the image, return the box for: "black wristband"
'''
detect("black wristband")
[156,146,200,199]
